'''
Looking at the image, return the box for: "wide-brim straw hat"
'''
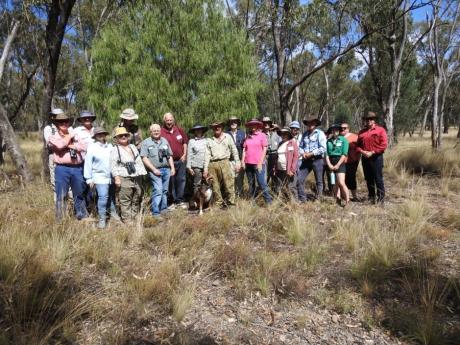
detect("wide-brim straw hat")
[50,108,64,117]
[245,119,264,129]
[227,116,241,125]
[302,116,321,126]
[92,127,109,138]
[77,110,96,121]
[54,113,71,121]
[113,126,130,138]
[189,124,208,133]
[209,121,225,128]
[120,108,139,120]
[278,127,293,138]
[362,111,378,120]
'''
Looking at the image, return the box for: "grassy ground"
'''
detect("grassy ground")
[0,132,459,344]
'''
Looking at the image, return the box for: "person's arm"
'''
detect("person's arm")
[83,148,94,186]
[110,147,122,187]
[312,131,327,157]
[48,134,71,150]
[229,136,240,170]
[290,141,299,175]
[169,156,176,176]
[180,128,188,161]
[325,155,333,170]
[142,156,160,176]
[371,128,388,155]
[258,146,267,171]
[203,139,211,177]
[186,140,193,173]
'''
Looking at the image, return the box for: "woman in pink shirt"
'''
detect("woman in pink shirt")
[241,119,272,204]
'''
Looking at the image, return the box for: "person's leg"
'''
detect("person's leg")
[131,177,144,220]
[373,155,385,202]
[245,164,257,199]
[118,178,133,222]
[173,160,186,204]
[209,162,223,207]
[336,172,349,204]
[95,184,109,228]
[48,153,56,197]
[345,161,359,199]
[55,165,70,221]
[221,160,236,205]
[160,168,171,213]
[296,160,310,202]
[235,169,245,197]
[108,184,120,221]
[69,166,88,220]
[287,174,298,201]
[312,159,324,199]
[255,164,272,204]
[273,170,283,196]
[150,172,163,216]
[362,157,375,202]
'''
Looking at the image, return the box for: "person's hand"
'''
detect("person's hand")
[114,176,121,187]
[257,163,263,172]
[188,168,195,176]
[235,163,241,172]
[180,154,186,162]
[287,171,294,177]
[203,171,208,178]
[303,152,313,159]
[88,182,95,190]
[327,164,334,170]
[240,162,245,171]
[171,168,176,176]
[153,168,161,176]
[332,165,338,171]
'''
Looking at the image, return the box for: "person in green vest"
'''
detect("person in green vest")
[325,124,349,207]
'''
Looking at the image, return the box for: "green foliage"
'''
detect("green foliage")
[85,0,261,129]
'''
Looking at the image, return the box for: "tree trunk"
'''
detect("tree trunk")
[0,104,33,183]
[0,132,4,165]
[323,68,330,129]
[40,0,76,179]
[0,20,19,81]
[432,76,441,149]
[419,102,431,137]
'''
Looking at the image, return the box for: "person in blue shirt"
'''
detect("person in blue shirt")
[226,116,246,197]
[297,116,327,202]
[84,127,120,228]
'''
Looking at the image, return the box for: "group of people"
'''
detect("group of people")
[44,107,388,228]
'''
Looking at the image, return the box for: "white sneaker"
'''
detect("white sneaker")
[177,202,188,209]
[167,204,176,210]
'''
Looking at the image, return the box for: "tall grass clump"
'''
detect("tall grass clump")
[395,147,460,177]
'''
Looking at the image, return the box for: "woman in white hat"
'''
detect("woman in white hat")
[119,108,143,148]
[84,127,120,228]
[110,127,147,223]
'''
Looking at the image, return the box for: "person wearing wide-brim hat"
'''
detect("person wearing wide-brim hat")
[297,115,327,202]
[242,118,273,205]
[118,108,143,148]
[325,124,350,207]
[110,126,147,223]
[260,117,281,187]
[44,108,73,193]
[204,120,240,208]
[187,124,209,194]
[84,127,120,228]
[273,127,299,201]
[74,110,97,147]
[226,116,246,197]
[357,111,388,205]
[48,110,88,222]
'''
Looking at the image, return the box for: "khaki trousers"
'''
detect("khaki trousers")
[118,176,144,222]
[208,159,235,207]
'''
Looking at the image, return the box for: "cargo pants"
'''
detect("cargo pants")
[208,159,235,207]
[118,176,144,222]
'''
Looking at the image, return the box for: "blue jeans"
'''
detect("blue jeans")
[297,158,324,202]
[170,160,186,203]
[149,168,171,216]
[245,164,272,204]
[95,184,118,221]
[55,164,87,220]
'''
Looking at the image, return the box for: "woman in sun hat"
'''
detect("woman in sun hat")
[110,127,147,223]
[274,127,299,201]
[242,119,272,205]
[84,127,120,228]
[186,124,208,194]
[325,124,349,207]
[119,108,143,148]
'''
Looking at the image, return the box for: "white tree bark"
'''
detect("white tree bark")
[0,20,19,82]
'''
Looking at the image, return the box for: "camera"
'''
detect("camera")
[69,148,78,160]
[158,148,169,162]
[125,161,136,175]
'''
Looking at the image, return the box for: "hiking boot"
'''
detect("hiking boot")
[97,219,106,229]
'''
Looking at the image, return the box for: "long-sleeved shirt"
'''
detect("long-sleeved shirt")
[73,126,94,146]
[48,132,86,165]
[44,124,74,151]
[267,131,281,153]
[204,133,240,171]
[299,128,327,157]
[357,125,388,155]
[84,141,113,184]
[187,137,207,169]
[110,144,147,177]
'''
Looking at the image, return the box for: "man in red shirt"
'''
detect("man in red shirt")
[160,112,188,208]
[357,112,388,204]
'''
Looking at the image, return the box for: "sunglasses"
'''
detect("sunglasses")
[341,127,348,130]
[56,120,70,124]
[118,134,129,138]
[81,117,94,121]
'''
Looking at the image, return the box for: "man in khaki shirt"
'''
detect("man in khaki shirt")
[204,121,240,207]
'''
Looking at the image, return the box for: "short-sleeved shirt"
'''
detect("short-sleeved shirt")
[326,135,349,157]
[243,131,268,165]
[140,137,173,168]
[160,126,188,160]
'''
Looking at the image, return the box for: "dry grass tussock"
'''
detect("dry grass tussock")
[0,133,459,344]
